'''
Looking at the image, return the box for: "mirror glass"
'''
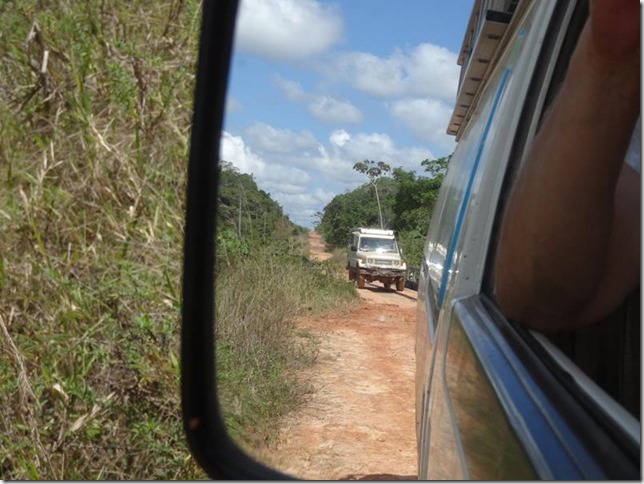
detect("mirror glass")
[214,0,472,478]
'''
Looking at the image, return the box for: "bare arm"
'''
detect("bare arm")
[494,0,640,331]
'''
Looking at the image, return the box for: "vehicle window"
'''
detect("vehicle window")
[359,238,397,253]
[424,124,482,307]
[420,0,540,342]
[425,20,530,310]
[483,0,640,426]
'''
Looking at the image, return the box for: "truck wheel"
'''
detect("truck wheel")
[396,277,405,292]
[348,268,355,281]
[384,281,391,290]
[357,274,365,289]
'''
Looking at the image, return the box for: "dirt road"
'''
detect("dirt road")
[266,232,418,480]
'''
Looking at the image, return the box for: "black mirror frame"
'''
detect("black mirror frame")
[180,1,294,479]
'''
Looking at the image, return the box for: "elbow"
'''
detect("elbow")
[494,282,540,329]
[493,260,587,332]
[494,278,593,332]
[493,252,541,328]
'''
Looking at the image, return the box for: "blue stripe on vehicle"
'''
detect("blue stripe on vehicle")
[437,29,525,307]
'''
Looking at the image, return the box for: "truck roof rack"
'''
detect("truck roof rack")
[447,0,525,139]
[355,228,395,236]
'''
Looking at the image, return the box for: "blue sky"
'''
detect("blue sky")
[221,0,474,227]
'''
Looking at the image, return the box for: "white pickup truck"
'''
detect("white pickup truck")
[346,228,406,291]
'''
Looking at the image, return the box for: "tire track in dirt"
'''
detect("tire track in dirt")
[263,232,418,480]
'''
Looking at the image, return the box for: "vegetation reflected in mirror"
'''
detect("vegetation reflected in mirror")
[213,0,472,477]
[214,161,355,465]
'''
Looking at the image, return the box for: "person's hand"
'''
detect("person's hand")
[587,0,640,68]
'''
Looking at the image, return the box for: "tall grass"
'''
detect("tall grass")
[215,245,357,452]
[0,1,204,479]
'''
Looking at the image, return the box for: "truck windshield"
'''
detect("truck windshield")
[359,237,398,253]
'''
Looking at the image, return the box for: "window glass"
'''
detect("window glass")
[425,117,484,306]
[425,23,530,309]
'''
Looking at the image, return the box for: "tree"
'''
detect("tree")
[390,167,444,266]
[319,159,449,267]
[317,185,378,246]
[353,160,391,229]
[421,154,452,179]
[216,161,298,257]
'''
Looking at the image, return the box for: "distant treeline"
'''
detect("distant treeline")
[216,160,306,264]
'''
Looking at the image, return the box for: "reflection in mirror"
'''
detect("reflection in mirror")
[212,0,472,478]
[423,325,465,480]
[445,317,536,480]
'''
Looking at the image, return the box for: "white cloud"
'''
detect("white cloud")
[220,131,311,188]
[308,129,435,188]
[323,129,434,182]
[325,43,459,102]
[274,76,362,125]
[329,129,351,147]
[274,76,306,101]
[245,122,318,154]
[331,52,403,97]
[234,0,343,62]
[272,188,337,226]
[389,98,456,151]
[404,44,460,100]
[220,131,265,174]
[307,96,363,124]
[328,129,395,158]
[276,188,335,210]
[267,183,308,195]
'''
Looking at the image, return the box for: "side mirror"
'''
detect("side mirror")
[181,0,467,480]
[180,0,290,479]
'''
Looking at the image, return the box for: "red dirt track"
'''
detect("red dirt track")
[263,232,418,480]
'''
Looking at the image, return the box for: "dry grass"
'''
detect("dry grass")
[0,1,204,479]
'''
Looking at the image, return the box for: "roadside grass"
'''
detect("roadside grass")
[328,246,350,270]
[0,0,205,479]
[215,245,357,452]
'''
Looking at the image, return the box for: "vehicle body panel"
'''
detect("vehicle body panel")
[415,0,640,479]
